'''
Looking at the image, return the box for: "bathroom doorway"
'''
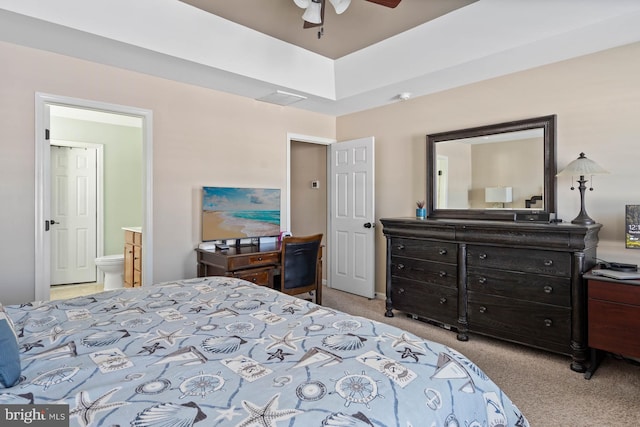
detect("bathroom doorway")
[35,93,153,302]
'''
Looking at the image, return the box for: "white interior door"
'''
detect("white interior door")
[329,137,375,299]
[50,145,97,285]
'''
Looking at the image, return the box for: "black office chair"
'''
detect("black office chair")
[278,234,323,305]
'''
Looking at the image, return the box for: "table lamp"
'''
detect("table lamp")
[556,152,608,225]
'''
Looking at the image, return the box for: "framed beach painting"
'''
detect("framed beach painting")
[201,187,281,241]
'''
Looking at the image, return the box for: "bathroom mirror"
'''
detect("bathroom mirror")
[426,115,556,220]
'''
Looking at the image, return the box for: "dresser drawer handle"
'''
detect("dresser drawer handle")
[438,248,448,255]
[439,297,447,305]
[438,271,447,277]
[478,277,487,285]
[397,244,405,250]
[543,285,553,294]
[396,263,405,270]
[478,253,487,260]
[543,259,553,266]
[257,257,263,261]
[544,319,553,327]
[398,287,405,294]
[479,306,487,313]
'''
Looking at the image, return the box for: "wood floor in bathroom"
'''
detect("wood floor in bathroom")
[50,282,104,300]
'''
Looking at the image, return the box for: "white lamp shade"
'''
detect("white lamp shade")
[302,1,322,23]
[329,0,351,14]
[294,0,311,8]
[556,152,608,176]
[485,187,513,203]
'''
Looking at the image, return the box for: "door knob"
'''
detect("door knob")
[364,222,375,228]
[50,220,58,225]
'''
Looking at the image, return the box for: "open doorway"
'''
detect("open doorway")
[287,133,334,286]
[35,93,153,302]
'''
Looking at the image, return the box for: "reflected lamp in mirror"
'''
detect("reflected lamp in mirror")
[485,187,513,208]
[556,152,608,225]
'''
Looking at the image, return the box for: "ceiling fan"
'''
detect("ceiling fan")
[294,0,402,31]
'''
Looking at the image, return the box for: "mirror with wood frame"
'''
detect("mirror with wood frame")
[426,115,557,220]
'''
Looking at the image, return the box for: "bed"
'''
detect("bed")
[1,277,528,426]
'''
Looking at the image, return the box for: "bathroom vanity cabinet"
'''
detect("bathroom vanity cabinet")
[124,228,142,288]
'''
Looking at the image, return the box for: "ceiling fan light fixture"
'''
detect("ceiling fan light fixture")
[329,0,351,14]
[301,1,323,24]
[293,0,311,8]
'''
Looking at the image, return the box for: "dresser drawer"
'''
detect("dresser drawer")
[227,252,280,270]
[391,277,458,326]
[467,267,570,306]
[467,246,571,277]
[468,292,571,353]
[390,238,457,263]
[391,256,457,288]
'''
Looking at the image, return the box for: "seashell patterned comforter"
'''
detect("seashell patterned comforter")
[2,277,529,426]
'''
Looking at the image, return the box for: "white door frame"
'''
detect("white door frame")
[50,140,104,284]
[35,92,154,301]
[286,133,335,287]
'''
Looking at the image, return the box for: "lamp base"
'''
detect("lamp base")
[571,211,596,225]
[570,216,596,225]
[570,176,596,225]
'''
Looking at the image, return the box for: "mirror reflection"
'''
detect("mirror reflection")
[426,115,556,221]
[435,128,544,210]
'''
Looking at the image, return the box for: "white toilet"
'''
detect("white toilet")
[95,254,125,290]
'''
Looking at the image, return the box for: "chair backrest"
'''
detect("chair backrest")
[281,234,322,291]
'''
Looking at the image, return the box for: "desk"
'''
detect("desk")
[196,244,282,287]
[583,271,640,379]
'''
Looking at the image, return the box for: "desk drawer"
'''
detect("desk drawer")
[390,238,457,263]
[232,267,273,286]
[467,246,571,277]
[228,252,280,270]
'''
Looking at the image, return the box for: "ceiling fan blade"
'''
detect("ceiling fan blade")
[303,0,325,28]
[365,0,401,8]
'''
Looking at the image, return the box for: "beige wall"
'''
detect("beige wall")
[337,42,640,296]
[291,141,328,280]
[0,40,335,304]
[2,38,640,303]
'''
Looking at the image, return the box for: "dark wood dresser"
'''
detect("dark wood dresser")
[381,218,601,372]
[583,272,640,379]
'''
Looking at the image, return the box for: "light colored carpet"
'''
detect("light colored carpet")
[322,286,640,426]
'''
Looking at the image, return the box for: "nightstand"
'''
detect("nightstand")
[584,272,640,379]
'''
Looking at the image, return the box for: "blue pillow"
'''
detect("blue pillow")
[0,303,21,388]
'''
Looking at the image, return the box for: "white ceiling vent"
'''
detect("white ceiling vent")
[257,90,307,106]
